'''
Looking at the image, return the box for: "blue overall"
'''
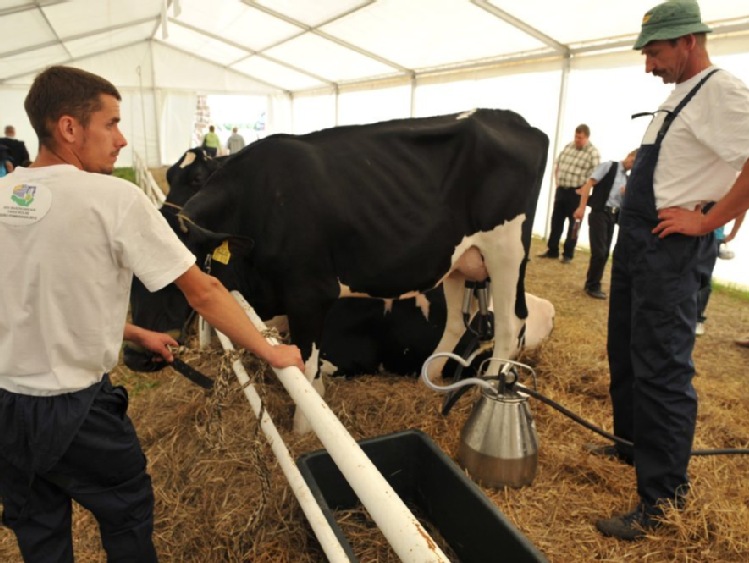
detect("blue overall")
[606,70,718,512]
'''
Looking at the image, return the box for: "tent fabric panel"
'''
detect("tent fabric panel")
[490,0,749,48]
[255,0,372,28]
[176,1,304,51]
[231,55,325,92]
[336,85,412,126]
[167,0,248,35]
[289,93,337,135]
[150,42,279,94]
[43,0,159,38]
[0,44,69,83]
[1,9,56,53]
[323,0,546,70]
[160,23,249,64]
[64,22,157,60]
[158,91,197,165]
[264,33,398,83]
[54,43,156,91]
[490,0,659,46]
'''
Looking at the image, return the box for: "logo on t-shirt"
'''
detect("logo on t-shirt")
[11,184,36,206]
[0,182,52,225]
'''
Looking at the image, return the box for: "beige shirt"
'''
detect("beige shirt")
[557,141,601,188]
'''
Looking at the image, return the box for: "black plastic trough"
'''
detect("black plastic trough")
[296,429,547,562]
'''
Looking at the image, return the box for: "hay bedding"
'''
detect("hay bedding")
[2,238,748,562]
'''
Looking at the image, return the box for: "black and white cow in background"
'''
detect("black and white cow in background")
[127,109,551,432]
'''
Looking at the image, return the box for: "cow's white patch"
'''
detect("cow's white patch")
[414,293,430,319]
[332,215,550,380]
[293,344,325,434]
[451,245,488,282]
[338,283,421,301]
[430,216,527,377]
[319,358,338,377]
[522,293,555,349]
[180,151,196,168]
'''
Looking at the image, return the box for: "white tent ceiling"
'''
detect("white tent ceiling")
[2,0,749,94]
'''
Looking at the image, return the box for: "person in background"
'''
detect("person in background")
[201,125,220,157]
[0,142,13,177]
[538,124,600,263]
[0,65,303,562]
[594,0,749,541]
[695,212,745,335]
[574,149,638,299]
[227,127,246,154]
[0,125,30,168]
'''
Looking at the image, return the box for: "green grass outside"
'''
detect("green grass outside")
[713,280,749,303]
[113,167,136,184]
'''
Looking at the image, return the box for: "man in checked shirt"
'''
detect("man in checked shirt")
[539,124,601,263]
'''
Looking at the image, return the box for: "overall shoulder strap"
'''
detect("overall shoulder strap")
[656,69,719,143]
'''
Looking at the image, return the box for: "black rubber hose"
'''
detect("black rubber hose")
[513,382,749,457]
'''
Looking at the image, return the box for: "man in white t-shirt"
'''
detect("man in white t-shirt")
[0,66,303,561]
[593,0,749,541]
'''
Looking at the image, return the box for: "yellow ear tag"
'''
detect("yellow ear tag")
[212,240,231,265]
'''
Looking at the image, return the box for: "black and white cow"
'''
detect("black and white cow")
[128,109,550,430]
[143,148,452,377]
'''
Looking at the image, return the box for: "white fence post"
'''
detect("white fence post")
[133,151,166,208]
[212,325,352,563]
[227,291,449,562]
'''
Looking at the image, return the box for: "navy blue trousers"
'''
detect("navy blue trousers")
[607,226,714,509]
[547,187,581,259]
[0,378,157,562]
[585,207,617,292]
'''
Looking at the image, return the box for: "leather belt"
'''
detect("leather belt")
[604,205,619,215]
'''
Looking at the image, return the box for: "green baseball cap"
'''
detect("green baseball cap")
[634,0,712,50]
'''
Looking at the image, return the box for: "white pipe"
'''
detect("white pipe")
[229,291,449,562]
[212,326,352,563]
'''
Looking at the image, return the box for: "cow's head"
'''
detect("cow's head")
[123,219,254,372]
[165,148,226,207]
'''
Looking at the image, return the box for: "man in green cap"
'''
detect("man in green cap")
[594,0,749,541]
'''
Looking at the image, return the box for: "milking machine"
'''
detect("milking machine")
[423,354,540,488]
[440,279,495,414]
[421,281,749,490]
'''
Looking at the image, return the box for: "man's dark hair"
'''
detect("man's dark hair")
[575,124,591,137]
[24,65,121,148]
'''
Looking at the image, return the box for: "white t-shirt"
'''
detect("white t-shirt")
[642,67,749,210]
[0,165,195,395]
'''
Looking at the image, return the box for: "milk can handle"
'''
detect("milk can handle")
[420,352,496,394]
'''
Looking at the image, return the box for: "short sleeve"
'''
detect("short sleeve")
[114,189,195,292]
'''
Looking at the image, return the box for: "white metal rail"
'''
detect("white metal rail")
[214,290,449,562]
